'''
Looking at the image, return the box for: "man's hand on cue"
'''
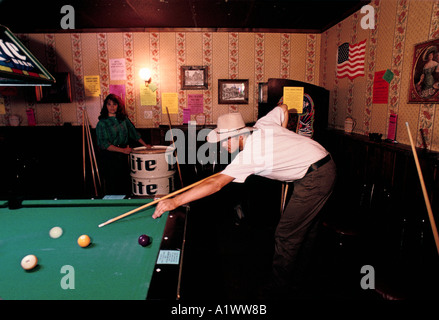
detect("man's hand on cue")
[152,173,234,219]
[153,198,177,219]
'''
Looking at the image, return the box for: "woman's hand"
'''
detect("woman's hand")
[106,144,132,154]
[121,146,132,154]
[138,138,152,149]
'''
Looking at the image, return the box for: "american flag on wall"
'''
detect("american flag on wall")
[336,39,366,80]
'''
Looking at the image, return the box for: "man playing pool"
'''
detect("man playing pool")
[153,103,336,298]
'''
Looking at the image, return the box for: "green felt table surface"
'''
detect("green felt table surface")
[0,198,169,300]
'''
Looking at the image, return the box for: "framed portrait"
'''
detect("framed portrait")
[409,39,439,103]
[181,66,208,90]
[218,79,249,104]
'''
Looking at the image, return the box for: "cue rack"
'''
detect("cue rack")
[82,108,101,197]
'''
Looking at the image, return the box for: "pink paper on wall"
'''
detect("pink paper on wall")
[387,113,397,140]
[26,108,36,126]
[109,84,126,102]
[188,94,203,114]
[372,70,389,104]
[183,108,191,124]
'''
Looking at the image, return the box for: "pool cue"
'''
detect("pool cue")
[166,106,184,187]
[98,171,222,227]
[82,109,98,196]
[281,182,289,214]
[405,122,439,255]
[88,112,102,189]
[176,208,188,300]
[83,110,97,195]
[280,183,285,214]
[82,112,86,186]
[84,110,102,189]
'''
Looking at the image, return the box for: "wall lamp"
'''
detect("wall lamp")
[139,68,152,86]
[139,68,157,92]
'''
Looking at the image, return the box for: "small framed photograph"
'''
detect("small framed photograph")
[218,79,249,104]
[181,66,208,90]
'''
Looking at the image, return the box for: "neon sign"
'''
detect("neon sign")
[0,25,55,86]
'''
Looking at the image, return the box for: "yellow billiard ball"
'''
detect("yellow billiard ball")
[21,254,38,270]
[77,235,91,248]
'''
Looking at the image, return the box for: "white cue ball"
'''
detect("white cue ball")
[49,226,63,239]
[21,254,38,270]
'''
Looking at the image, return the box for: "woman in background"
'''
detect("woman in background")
[96,94,150,195]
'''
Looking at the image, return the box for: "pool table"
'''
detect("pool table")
[0,198,187,300]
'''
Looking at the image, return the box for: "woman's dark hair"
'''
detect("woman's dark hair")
[98,94,128,121]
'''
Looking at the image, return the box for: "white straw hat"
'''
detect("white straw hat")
[207,112,257,143]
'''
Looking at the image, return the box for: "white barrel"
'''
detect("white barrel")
[130,146,176,196]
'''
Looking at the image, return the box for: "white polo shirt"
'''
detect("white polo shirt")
[222,107,328,183]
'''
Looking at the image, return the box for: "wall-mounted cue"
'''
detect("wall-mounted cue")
[405,122,439,255]
[84,110,101,194]
[98,172,221,227]
[82,108,101,196]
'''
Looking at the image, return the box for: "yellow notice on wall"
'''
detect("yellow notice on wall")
[140,86,157,106]
[161,92,178,114]
[84,75,101,97]
[283,87,303,114]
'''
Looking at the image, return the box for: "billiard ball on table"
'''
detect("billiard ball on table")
[49,226,63,239]
[77,235,91,248]
[138,234,151,247]
[21,254,38,271]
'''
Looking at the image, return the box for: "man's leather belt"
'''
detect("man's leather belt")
[306,154,331,175]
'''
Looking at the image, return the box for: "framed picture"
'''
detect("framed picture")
[218,79,249,104]
[409,39,439,103]
[181,66,208,90]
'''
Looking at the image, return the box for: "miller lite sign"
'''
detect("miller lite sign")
[0,25,55,86]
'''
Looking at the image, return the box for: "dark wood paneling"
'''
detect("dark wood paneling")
[324,129,439,268]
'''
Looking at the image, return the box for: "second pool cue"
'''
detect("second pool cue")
[280,182,285,215]
[82,112,86,186]
[84,110,102,190]
[281,182,289,214]
[405,122,439,255]
[83,109,98,196]
[98,172,222,227]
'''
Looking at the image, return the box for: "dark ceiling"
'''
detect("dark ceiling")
[0,0,369,34]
